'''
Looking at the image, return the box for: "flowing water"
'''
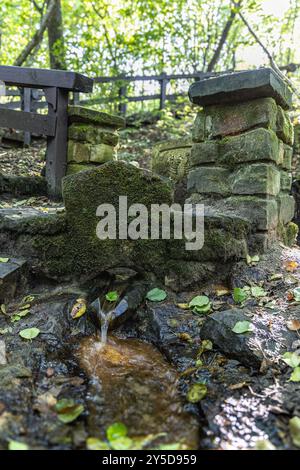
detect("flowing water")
[79,335,199,449]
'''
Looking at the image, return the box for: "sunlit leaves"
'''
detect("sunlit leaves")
[146,288,167,302]
[55,399,84,424]
[19,327,40,340]
[232,321,254,334]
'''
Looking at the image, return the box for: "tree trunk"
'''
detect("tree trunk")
[47,0,66,70]
[14,0,57,67]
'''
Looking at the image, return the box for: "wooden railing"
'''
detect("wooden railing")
[0,71,217,122]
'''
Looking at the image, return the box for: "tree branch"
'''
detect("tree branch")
[206,1,242,72]
[238,9,300,100]
[14,0,57,67]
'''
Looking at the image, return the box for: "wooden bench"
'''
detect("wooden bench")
[0,65,93,198]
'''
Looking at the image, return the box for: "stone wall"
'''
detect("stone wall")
[187,68,296,252]
[151,138,191,202]
[66,105,125,175]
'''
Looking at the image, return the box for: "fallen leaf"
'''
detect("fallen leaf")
[215,287,230,296]
[287,291,294,301]
[269,273,283,281]
[282,352,300,368]
[290,416,300,447]
[293,287,300,302]
[189,295,211,314]
[232,287,249,304]
[55,398,84,424]
[19,328,40,340]
[232,321,254,334]
[187,383,207,403]
[255,439,276,450]
[176,303,189,310]
[287,319,300,331]
[228,382,248,390]
[86,437,110,450]
[71,298,87,319]
[285,260,298,272]
[8,440,28,451]
[146,288,167,302]
[251,286,267,298]
[0,258,9,263]
[289,367,300,382]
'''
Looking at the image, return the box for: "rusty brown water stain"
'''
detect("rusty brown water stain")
[79,336,199,449]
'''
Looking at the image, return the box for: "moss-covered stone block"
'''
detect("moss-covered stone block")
[283,144,293,170]
[280,170,292,193]
[277,193,295,224]
[90,144,115,163]
[225,196,278,231]
[68,123,119,146]
[68,141,90,163]
[66,163,98,175]
[61,161,173,278]
[68,105,125,129]
[152,139,191,182]
[192,111,206,142]
[230,163,280,196]
[218,128,279,168]
[276,106,294,146]
[204,97,277,138]
[278,221,298,246]
[187,166,231,195]
[189,141,219,167]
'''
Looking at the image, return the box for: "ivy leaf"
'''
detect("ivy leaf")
[282,352,300,368]
[19,327,40,340]
[293,287,300,302]
[8,440,29,451]
[251,286,267,298]
[289,367,300,382]
[232,321,254,334]
[187,383,207,403]
[55,398,84,423]
[105,291,119,302]
[290,416,300,447]
[106,422,128,442]
[189,295,211,314]
[110,436,133,450]
[232,287,249,304]
[86,438,110,450]
[146,288,167,302]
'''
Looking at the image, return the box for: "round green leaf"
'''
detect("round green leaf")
[146,288,167,302]
[55,399,84,423]
[19,327,40,340]
[187,383,207,403]
[232,287,249,304]
[189,295,210,308]
[105,291,119,302]
[106,422,128,442]
[8,440,29,451]
[293,287,300,302]
[290,416,300,447]
[289,367,300,382]
[86,438,110,450]
[282,352,300,368]
[110,436,133,450]
[232,321,254,334]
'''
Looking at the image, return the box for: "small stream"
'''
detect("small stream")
[79,335,199,449]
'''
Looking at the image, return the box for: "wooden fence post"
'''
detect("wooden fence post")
[159,73,167,110]
[118,84,127,115]
[22,88,32,146]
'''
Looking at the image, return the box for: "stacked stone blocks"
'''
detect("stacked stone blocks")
[67,105,125,175]
[187,69,295,252]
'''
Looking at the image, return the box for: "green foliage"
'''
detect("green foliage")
[55,398,84,423]
[189,295,211,314]
[146,288,167,302]
[232,321,254,334]
[105,291,119,302]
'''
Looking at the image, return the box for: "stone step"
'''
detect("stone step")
[0,256,27,304]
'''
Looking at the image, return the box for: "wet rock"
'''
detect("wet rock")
[0,257,27,303]
[201,308,296,369]
[145,303,202,369]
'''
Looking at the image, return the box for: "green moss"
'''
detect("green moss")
[278,222,298,247]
